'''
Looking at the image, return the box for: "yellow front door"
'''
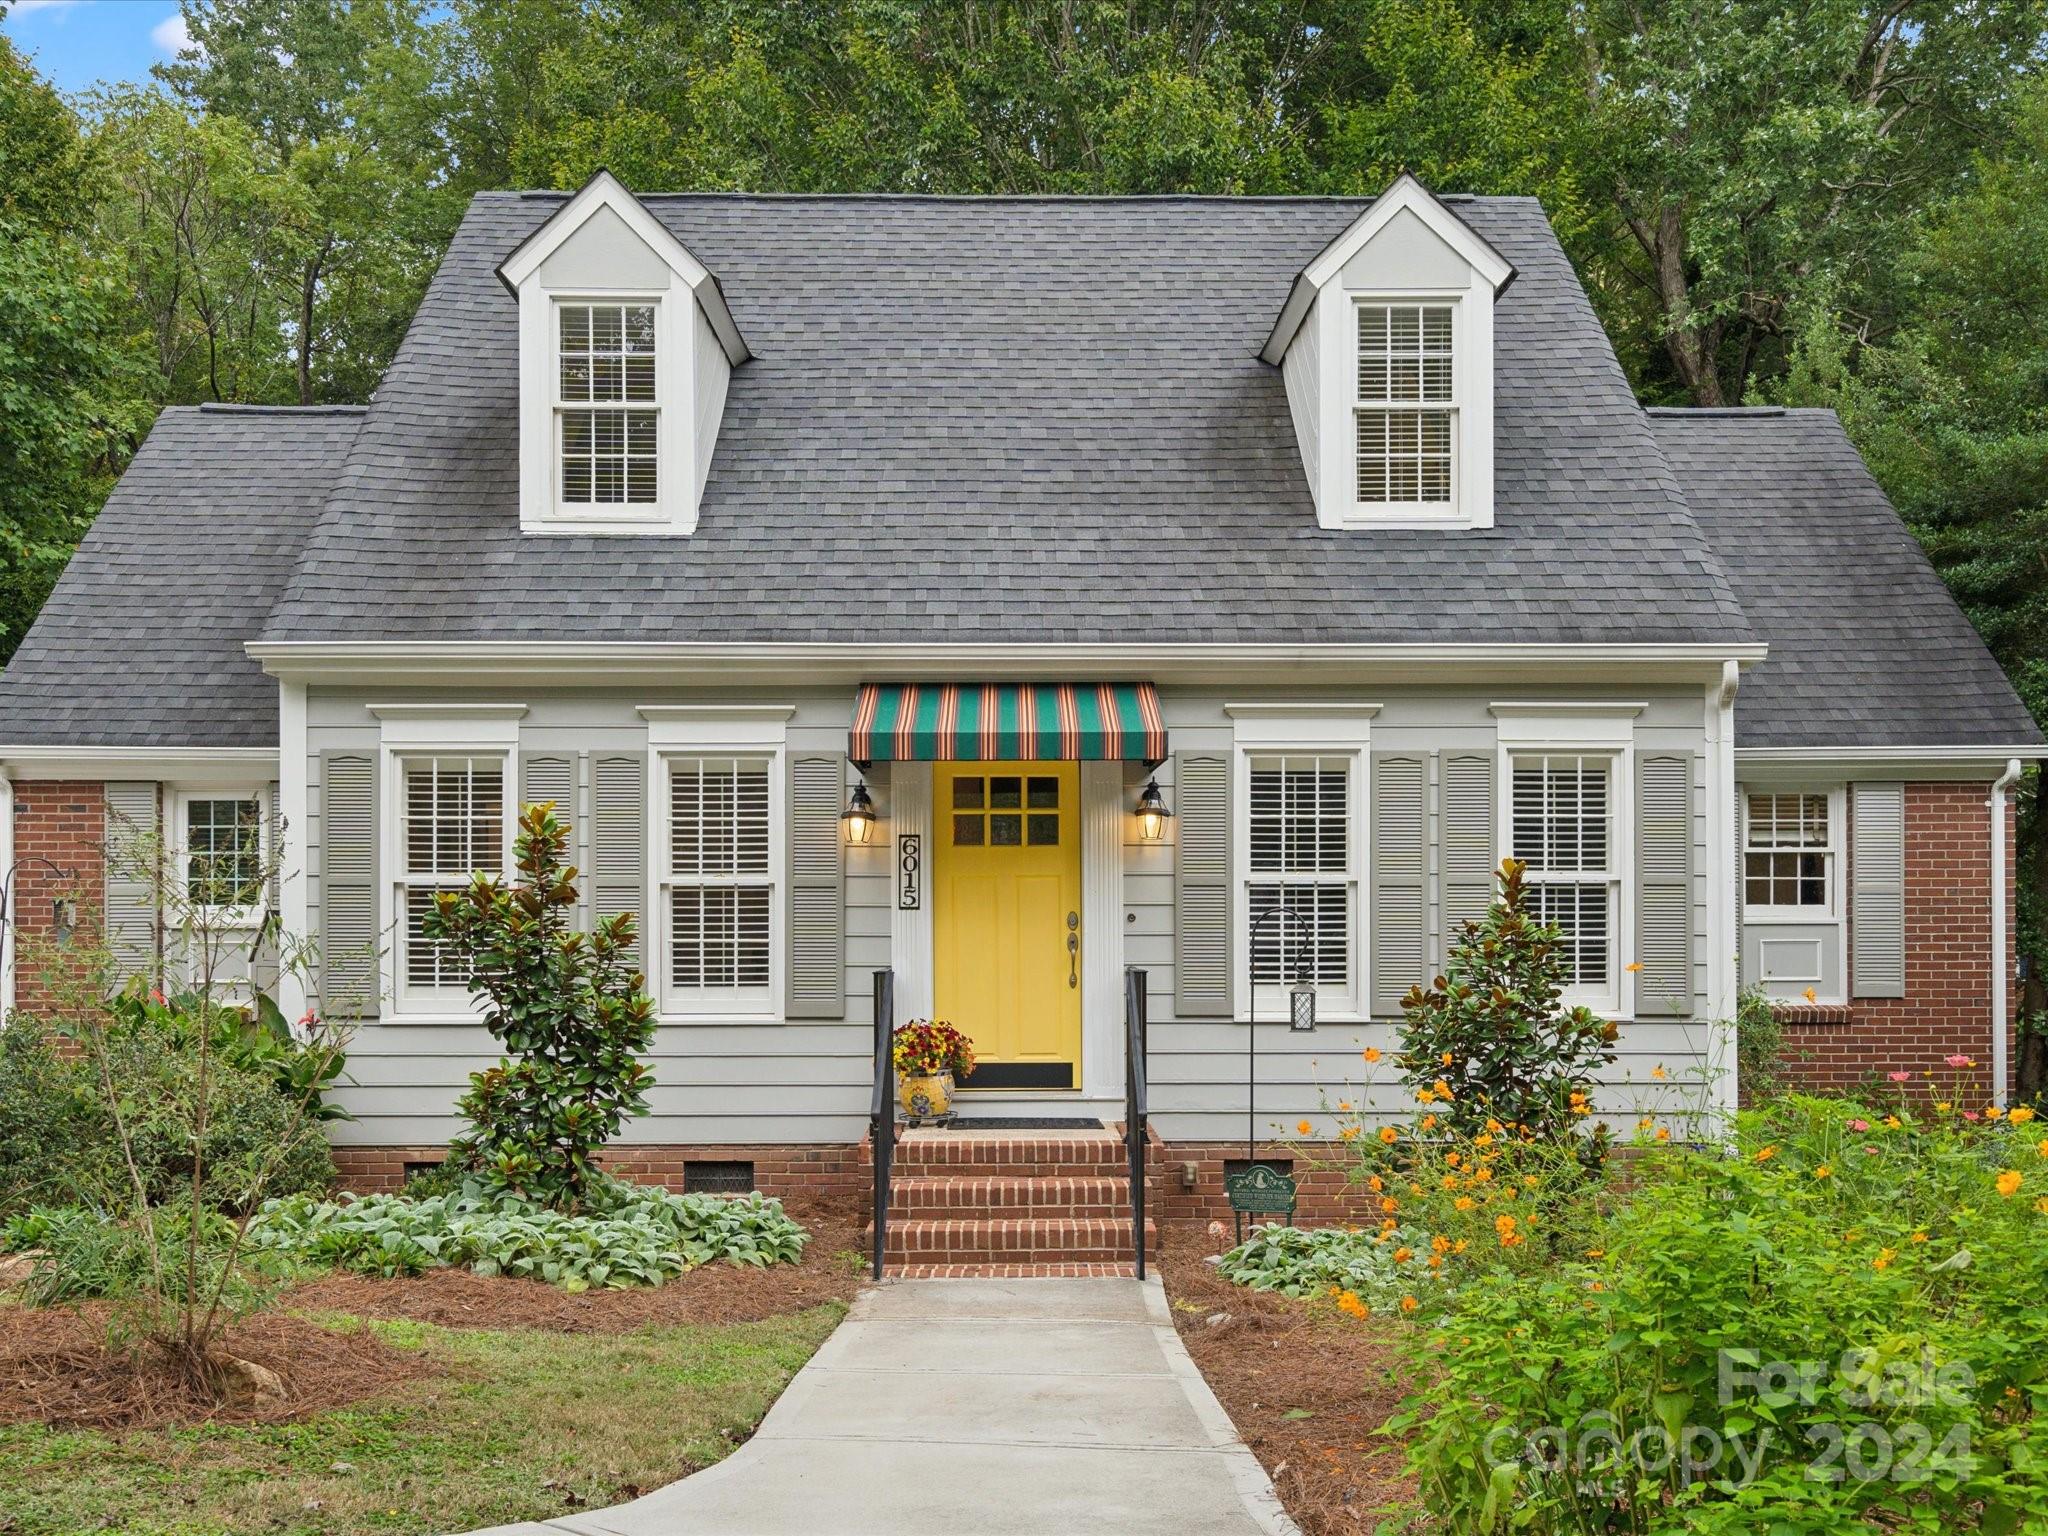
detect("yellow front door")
[932,761,1083,1091]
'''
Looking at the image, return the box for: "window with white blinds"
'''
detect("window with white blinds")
[1744,791,1837,914]
[664,756,775,1009]
[557,301,657,509]
[398,757,506,996]
[1511,755,1616,1002]
[1355,302,1454,506]
[1246,755,1355,1009]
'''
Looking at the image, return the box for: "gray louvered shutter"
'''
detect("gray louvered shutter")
[1174,752,1231,1017]
[1370,753,1427,1016]
[593,754,645,974]
[520,751,579,921]
[318,753,379,1018]
[1634,753,1695,1017]
[787,753,847,1019]
[265,778,282,918]
[1440,751,1495,962]
[1851,782,1906,998]
[104,782,159,990]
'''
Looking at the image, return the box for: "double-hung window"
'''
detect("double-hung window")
[182,794,264,916]
[1355,301,1454,507]
[1511,755,1617,1007]
[1743,792,1837,916]
[663,756,775,1013]
[556,301,657,511]
[1246,755,1357,1014]
[396,757,506,1006]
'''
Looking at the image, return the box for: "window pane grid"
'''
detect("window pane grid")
[1512,756,1613,990]
[557,301,657,507]
[1247,755,1352,993]
[186,797,262,909]
[400,758,504,992]
[1355,302,1453,506]
[1744,793,1834,909]
[667,756,773,999]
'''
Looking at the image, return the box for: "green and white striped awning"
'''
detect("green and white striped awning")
[849,682,1167,765]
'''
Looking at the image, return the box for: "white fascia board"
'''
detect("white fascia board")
[1737,745,2048,779]
[496,170,750,365]
[248,639,1767,689]
[1260,175,1516,364]
[0,744,279,785]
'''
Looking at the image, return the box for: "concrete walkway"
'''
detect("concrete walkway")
[472,1276,1298,1536]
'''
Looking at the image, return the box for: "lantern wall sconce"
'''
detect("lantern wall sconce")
[1289,973,1317,1032]
[1134,777,1173,842]
[840,779,878,845]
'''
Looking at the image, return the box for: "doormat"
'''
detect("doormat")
[944,1116,1106,1130]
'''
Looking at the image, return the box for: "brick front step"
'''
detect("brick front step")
[886,1262,1140,1279]
[890,1130,1130,1173]
[874,1216,1157,1264]
[888,1175,1128,1218]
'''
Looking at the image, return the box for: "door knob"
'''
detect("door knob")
[1066,912,1079,988]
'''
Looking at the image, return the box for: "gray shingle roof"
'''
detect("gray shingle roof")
[1654,407,2042,750]
[263,192,1754,645]
[0,404,361,748]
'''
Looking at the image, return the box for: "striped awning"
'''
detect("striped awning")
[850,683,1167,765]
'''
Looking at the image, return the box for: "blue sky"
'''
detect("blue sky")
[2,0,192,96]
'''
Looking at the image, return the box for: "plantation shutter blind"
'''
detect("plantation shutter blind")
[1173,752,1231,1017]
[1440,752,1496,961]
[318,753,378,1018]
[1370,753,1427,1015]
[1851,782,1906,998]
[786,753,846,1019]
[104,781,160,990]
[1634,754,1695,1017]
[520,751,581,926]
[592,754,645,973]
[667,757,772,999]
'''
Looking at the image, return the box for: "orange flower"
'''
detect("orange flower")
[1393,1246,1414,1263]
[1654,1127,1671,1143]
[1813,1165,1832,1180]
[1431,1234,1451,1253]
[1910,1230,1928,1243]
[1363,1047,1382,1064]
[1650,1065,1668,1081]
[1434,1079,1454,1100]
[1339,1125,1361,1141]
[1379,1196,1400,1213]
[1440,1051,1454,1066]
[1378,1126,1399,1145]
[1454,1196,1476,1211]
[1996,1170,2023,1198]
[1421,1114,1439,1132]
[1367,1174,1384,1192]
[1873,1248,1897,1271]
[2009,1106,2035,1125]
[1336,1290,1369,1319]
[1755,1146,1778,1163]
[1399,1295,1419,1314]
[1297,1120,1314,1135]
[1625,960,1643,974]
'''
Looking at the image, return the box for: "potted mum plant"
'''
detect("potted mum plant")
[892,1019,976,1124]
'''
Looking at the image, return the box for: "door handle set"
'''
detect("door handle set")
[1067,910,1079,988]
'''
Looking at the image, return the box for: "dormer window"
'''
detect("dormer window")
[498,171,750,538]
[1262,175,1514,533]
[557,301,659,509]
[1354,302,1454,506]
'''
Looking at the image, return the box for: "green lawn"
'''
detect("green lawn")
[0,1304,846,1536]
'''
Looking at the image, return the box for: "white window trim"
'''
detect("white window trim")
[642,706,791,1022]
[1348,294,1461,519]
[548,294,667,525]
[1492,707,1636,1017]
[1226,704,1378,1023]
[1741,786,1844,922]
[382,750,515,1020]
[169,785,269,930]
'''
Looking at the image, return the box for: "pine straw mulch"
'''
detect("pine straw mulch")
[283,1208,868,1333]
[0,1206,868,1433]
[1159,1225,1423,1536]
[0,1301,436,1432]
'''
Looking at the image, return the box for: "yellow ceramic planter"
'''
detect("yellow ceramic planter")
[898,1070,955,1123]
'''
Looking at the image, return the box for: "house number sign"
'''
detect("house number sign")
[897,833,921,910]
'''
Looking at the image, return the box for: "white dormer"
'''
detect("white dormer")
[1262,175,1514,531]
[497,171,750,536]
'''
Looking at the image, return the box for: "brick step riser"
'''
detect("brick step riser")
[887,1157,1140,1179]
[873,1219,1159,1264]
[890,1138,1133,1173]
[888,1178,1134,1217]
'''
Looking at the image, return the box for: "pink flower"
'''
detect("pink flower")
[1946,1055,1975,1069]
[1863,1145,1880,1156]
[1887,1071,1911,1083]
[1848,1119,1869,1132]
[149,988,166,1005]
[1964,1111,1981,1122]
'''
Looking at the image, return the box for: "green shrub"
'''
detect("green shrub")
[421,803,657,1211]
[1,1202,283,1310]
[0,1009,333,1218]
[1736,984,1785,1099]
[1394,858,1617,1162]
[1218,1223,1451,1311]
[248,1175,808,1292]
[1392,1095,2048,1533]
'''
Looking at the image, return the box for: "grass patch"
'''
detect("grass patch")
[0,1302,847,1536]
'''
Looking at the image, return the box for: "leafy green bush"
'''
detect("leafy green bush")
[110,984,353,1124]
[1394,858,1618,1161]
[1,1201,287,1311]
[1219,1223,1450,1312]
[422,803,657,1211]
[0,1012,334,1217]
[1392,1095,2048,1533]
[248,1176,808,1292]
[1736,984,1785,1099]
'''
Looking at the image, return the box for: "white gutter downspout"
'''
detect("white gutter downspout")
[1991,757,2023,1106]
[1,771,15,1026]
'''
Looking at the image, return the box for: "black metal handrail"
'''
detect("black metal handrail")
[1124,966,1149,1279]
[869,967,895,1280]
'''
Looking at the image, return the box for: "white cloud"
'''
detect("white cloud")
[150,9,193,57]
[7,1,83,19]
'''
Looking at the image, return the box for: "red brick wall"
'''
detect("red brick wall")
[1771,781,2016,1104]
[8,780,105,1019]
[1149,1138,1376,1228]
